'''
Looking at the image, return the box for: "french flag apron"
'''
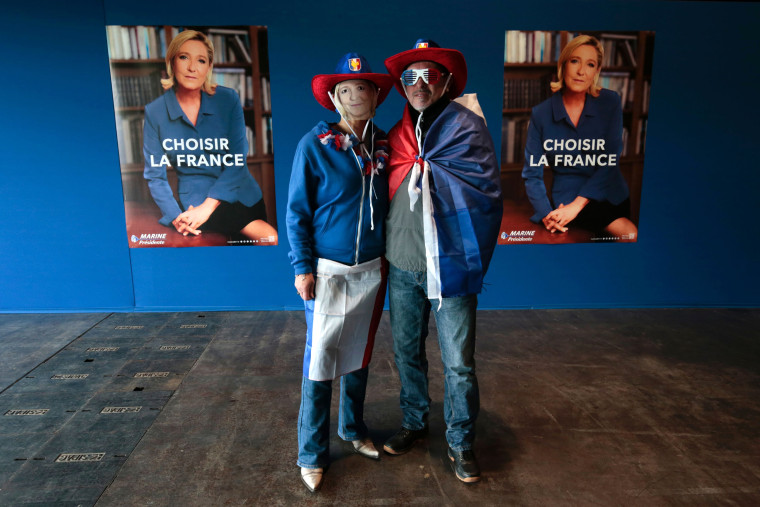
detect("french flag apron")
[302,257,386,381]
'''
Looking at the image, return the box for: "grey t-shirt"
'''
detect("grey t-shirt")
[385,170,426,272]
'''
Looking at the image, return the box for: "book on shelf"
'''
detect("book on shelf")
[531,31,553,64]
[500,116,530,165]
[621,127,629,157]
[245,126,256,157]
[112,71,164,108]
[245,76,254,108]
[214,68,248,106]
[107,26,167,60]
[207,28,251,64]
[599,33,637,67]
[206,27,249,35]
[261,116,273,155]
[503,75,552,110]
[599,71,630,109]
[115,117,128,165]
[622,40,636,67]
[230,35,252,64]
[505,30,561,64]
[260,76,271,112]
[128,28,138,59]
[114,113,144,166]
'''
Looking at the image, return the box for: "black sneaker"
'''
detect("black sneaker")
[383,427,428,455]
[448,447,481,483]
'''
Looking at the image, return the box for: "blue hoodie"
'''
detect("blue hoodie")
[286,121,389,275]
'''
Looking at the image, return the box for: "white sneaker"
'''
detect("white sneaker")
[352,437,380,460]
[300,467,323,492]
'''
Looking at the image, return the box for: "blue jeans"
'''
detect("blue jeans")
[388,263,479,451]
[297,367,369,468]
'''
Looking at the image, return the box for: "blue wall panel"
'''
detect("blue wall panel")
[1,1,135,311]
[1,0,758,311]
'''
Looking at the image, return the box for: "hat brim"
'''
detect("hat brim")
[384,47,467,99]
[311,73,396,112]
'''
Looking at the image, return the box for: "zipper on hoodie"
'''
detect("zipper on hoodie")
[354,162,366,265]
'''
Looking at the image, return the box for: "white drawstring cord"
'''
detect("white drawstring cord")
[407,111,424,211]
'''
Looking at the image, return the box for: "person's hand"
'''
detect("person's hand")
[295,273,315,301]
[547,202,582,228]
[542,213,568,233]
[172,198,220,236]
[172,212,201,236]
[177,204,213,232]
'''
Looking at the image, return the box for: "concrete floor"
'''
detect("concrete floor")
[0,309,758,506]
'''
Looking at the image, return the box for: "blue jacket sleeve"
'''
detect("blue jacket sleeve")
[206,90,249,204]
[522,114,554,223]
[286,140,316,276]
[143,107,182,227]
[577,93,623,202]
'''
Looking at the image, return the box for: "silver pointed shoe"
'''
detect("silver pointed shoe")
[352,437,380,460]
[300,467,324,492]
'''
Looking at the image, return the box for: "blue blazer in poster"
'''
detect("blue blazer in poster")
[143,86,263,227]
[522,88,629,223]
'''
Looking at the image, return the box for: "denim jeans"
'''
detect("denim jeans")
[297,367,369,468]
[388,263,479,451]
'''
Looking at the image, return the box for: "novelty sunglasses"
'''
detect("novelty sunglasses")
[400,68,445,86]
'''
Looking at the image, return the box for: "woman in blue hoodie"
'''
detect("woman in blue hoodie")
[286,53,394,493]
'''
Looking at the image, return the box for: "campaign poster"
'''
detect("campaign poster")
[498,30,654,244]
[106,25,277,247]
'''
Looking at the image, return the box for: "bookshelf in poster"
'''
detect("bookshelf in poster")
[106,26,256,64]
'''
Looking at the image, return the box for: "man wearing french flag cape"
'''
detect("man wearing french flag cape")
[381,39,502,483]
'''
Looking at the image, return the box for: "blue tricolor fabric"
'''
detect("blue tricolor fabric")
[387,99,502,298]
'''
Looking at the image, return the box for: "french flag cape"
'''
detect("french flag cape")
[388,99,502,299]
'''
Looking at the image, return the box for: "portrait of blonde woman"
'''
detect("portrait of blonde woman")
[143,29,277,243]
[522,34,638,242]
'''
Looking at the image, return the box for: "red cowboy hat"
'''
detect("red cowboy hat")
[311,53,395,111]
[384,39,468,99]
